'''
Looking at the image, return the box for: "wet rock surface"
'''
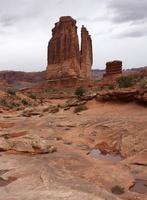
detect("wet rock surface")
[129,179,147,194]
[90,149,123,162]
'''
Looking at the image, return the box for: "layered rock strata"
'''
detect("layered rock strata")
[104,60,122,77]
[46,16,93,83]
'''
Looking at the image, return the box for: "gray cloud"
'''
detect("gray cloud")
[0,0,147,71]
[107,0,147,24]
[117,28,147,38]
[0,15,22,26]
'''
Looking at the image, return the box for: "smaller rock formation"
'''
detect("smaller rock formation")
[0,134,57,154]
[103,60,122,77]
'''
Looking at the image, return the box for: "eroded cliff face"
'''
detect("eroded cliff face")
[46,16,93,81]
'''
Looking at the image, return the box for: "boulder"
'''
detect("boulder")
[0,134,57,154]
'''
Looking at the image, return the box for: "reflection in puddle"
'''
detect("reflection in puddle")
[90,149,123,161]
[130,179,147,194]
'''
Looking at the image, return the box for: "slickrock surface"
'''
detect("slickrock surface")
[0,99,147,200]
[47,16,93,82]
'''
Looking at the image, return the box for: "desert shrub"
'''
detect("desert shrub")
[29,93,36,100]
[75,87,86,98]
[74,105,88,113]
[111,185,125,195]
[21,99,28,105]
[0,99,20,109]
[10,103,20,108]
[140,78,147,88]
[0,99,8,107]
[103,85,114,90]
[94,87,102,92]
[117,76,134,88]
[7,89,16,96]
[107,84,114,90]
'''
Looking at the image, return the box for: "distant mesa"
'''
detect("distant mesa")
[103,60,122,78]
[46,16,93,86]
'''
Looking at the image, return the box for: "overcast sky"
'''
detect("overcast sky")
[0,0,147,71]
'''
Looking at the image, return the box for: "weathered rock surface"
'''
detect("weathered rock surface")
[0,100,147,200]
[46,16,93,82]
[62,98,86,108]
[96,88,147,104]
[104,60,122,77]
[96,88,138,102]
[80,25,93,79]
[0,134,57,154]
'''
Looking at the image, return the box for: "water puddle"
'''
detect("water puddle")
[129,179,147,194]
[89,149,123,161]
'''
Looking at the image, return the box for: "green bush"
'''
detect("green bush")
[103,85,114,90]
[74,105,88,113]
[117,76,134,88]
[75,87,86,98]
[107,85,114,90]
[140,78,147,89]
[29,93,36,100]
[0,99,8,107]
[7,89,16,96]
[21,99,28,105]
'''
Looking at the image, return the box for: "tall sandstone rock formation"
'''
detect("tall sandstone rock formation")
[46,16,93,82]
[80,25,93,79]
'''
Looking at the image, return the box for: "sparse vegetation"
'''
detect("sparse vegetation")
[29,93,37,100]
[75,87,86,98]
[111,185,125,195]
[103,85,114,90]
[0,99,8,107]
[21,99,28,105]
[107,84,114,90]
[74,105,88,113]
[7,89,16,96]
[117,76,134,88]
[0,99,20,109]
[140,78,147,88]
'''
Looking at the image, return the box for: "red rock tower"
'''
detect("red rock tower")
[46,16,93,82]
[103,60,122,77]
[80,25,93,79]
